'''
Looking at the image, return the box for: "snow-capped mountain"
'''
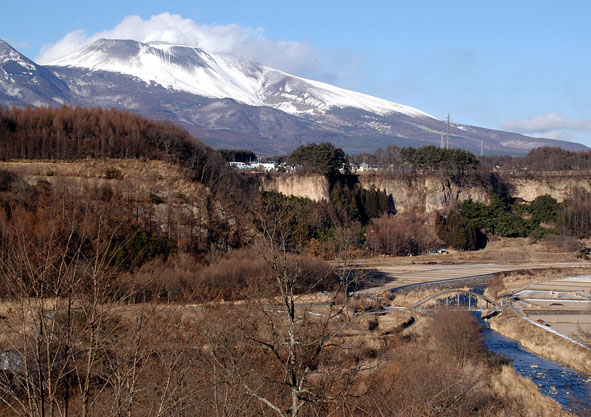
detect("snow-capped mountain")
[51,39,430,119]
[0,38,587,155]
[0,40,70,107]
[50,39,428,117]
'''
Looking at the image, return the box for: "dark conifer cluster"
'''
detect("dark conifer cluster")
[400,145,479,173]
[435,211,484,251]
[287,142,348,178]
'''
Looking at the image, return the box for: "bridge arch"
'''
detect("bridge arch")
[411,289,501,312]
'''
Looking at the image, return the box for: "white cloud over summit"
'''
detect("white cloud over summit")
[501,112,591,140]
[37,12,320,76]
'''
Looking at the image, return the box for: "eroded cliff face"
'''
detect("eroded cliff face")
[262,172,591,214]
[358,176,491,213]
[262,174,330,202]
[501,173,591,203]
[262,173,489,212]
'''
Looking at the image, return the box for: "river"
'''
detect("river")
[476,313,591,413]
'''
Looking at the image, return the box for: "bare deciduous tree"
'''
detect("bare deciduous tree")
[198,205,366,417]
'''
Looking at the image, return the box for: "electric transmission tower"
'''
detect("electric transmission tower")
[446,114,451,149]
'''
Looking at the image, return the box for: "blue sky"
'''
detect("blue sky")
[2,0,591,147]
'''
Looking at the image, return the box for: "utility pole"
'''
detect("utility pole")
[480,139,484,156]
[440,134,445,149]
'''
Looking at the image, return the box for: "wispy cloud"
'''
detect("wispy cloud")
[12,40,30,50]
[501,112,591,137]
[36,12,321,77]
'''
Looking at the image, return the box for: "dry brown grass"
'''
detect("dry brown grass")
[114,249,336,303]
[376,310,414,333]
[490,310,591,375]
[0,159,207,199]
[490,365,573,417]
[1,294,575,416]
[448,237,583,264]
[354,237,583,268]
[351,310,570,417]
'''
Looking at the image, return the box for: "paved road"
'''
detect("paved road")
[363,262,589,293]
[366,260,591,342]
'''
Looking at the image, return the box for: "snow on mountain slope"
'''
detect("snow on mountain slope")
[0,39,69,106]
[50,39,432,119]
[3,38,586,156]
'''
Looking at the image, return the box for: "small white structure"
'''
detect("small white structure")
[259,163,277,172]
[229,161,277,172]
[229,162,247,170]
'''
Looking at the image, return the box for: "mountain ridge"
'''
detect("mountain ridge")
[0,38,587,156]
[0,39,70,107]
[50,38,432,119]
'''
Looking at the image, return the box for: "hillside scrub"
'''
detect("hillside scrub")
[114,250,335,303]
[481,146,591,172]
[0,163,247,259]
[0,105,257,208]
[461,187,591,242]
[367,212,437,256]
[1,296,566,416]
[460,193,563,241]
[258,187,392,256]
[558,187,591,238]
[354,144,591,173]
[343,310,571,416]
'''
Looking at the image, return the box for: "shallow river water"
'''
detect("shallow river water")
[476,314,591,412]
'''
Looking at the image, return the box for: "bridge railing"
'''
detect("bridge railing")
[411,289,502,313]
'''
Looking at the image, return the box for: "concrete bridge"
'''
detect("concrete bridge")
[410,289,503,315]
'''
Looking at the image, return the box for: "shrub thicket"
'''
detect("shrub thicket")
[114,250,335,302]
[367,213,437,255]
[435,211,486,251]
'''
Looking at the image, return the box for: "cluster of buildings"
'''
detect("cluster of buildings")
[228,161,278,172]
[229,161,380,174]
[351,162,379,173]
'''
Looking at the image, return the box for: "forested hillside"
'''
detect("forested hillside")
[0,105,254,206]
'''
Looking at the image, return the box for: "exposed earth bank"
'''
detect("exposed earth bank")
[263,171,591,214]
